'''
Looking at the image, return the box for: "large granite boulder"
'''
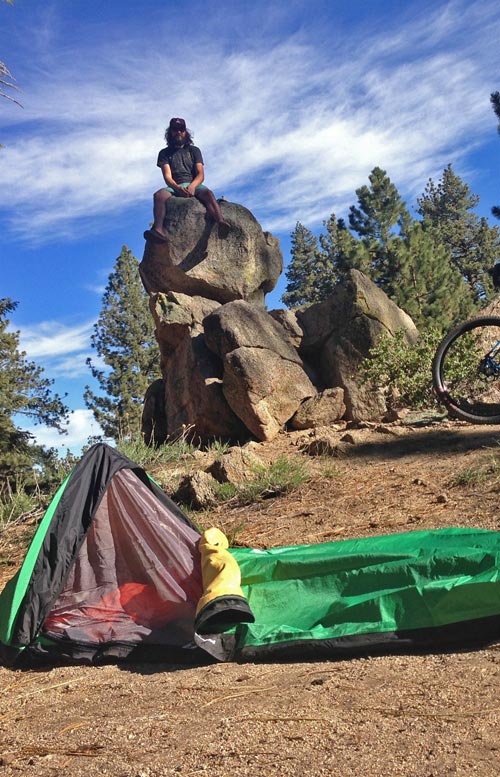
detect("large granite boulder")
[204,301,315,441]
[204,300,303,363]
[147,291,247,440]
[297,270,418,422]
[139,199,283,307]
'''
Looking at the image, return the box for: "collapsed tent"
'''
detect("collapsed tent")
[2,443,500,667]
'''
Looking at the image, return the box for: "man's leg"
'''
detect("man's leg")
[195,188,230,238]
[152,189,173,236]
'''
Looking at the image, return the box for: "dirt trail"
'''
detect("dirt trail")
[2,421,500,776]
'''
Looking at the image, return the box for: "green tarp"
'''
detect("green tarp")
[229,528,500,659]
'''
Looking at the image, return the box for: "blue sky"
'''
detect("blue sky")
[1,0,499,455]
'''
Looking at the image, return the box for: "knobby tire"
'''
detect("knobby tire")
[432,316,500,424]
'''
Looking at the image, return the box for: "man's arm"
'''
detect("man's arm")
[160,163,189,196]
[186,163,205,196]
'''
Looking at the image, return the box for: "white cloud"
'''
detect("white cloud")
[25,409,106,457]
[83,283,107,295]
[13,319,99,380]
[0,0,499,238]
[19,320,94,358]
[47,352,99,380]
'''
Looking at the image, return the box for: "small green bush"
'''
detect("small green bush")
[211,481,239,502]
[362,327,443,410]
[321,460,342,480]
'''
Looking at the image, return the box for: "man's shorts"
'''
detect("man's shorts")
[164,182,208,195]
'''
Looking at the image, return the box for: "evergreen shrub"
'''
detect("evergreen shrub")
[362,327,443,410]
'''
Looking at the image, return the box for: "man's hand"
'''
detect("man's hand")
[176,186,191,197]
[185,183,197,196]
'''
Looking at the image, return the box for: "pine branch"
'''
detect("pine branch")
[0,61,22,107]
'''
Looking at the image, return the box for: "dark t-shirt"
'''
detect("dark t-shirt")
[156,145,204,184]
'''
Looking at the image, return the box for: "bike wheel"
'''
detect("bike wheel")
[432,317,500,424]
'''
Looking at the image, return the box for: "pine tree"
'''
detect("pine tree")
[282,223,322,308]
[318,214,368,288]
[348,167,409,288]
[283,218,369,309]
[492,92,500,221]
[385,223,473,331]
[84,246,160,440]
[0,298,69,485]
[349,167,405,245]
[417,164,500,304]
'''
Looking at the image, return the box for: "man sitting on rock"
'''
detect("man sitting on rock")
[145,117,230,242]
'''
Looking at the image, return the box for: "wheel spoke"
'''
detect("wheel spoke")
[433,318,500,424]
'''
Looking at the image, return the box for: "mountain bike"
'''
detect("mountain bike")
[432,316,500,423]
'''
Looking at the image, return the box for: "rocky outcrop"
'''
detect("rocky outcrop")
[297,270,418,422]
[147,287,316,443]
[147,285,317,442]
[204,300,302,362]
[172,445,265,508]
[149,291,247,440]
[298,269,417,358]
[297,427,352,457]
[140,199,283,307]
[204,302,315,441]
[141,200,419,443]
[172,470,218,510]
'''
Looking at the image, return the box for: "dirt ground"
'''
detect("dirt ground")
[2,420,500,776]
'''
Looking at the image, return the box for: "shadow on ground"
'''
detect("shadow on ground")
[347,425,500,461]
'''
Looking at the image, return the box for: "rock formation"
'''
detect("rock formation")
[148,291,247,440]
[297,270,418,422]
[140,199,418,443]
[140,199,283,307]
[204,301,315,441]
